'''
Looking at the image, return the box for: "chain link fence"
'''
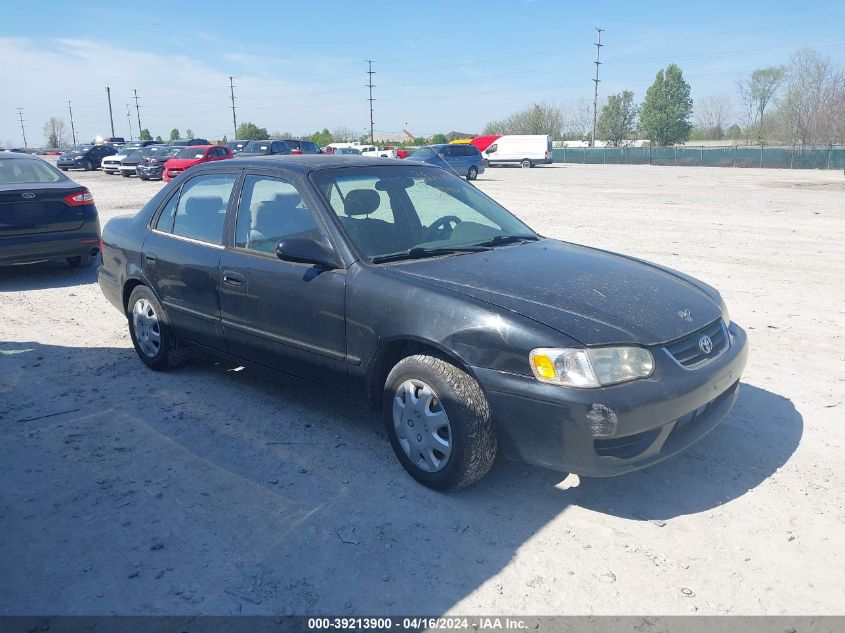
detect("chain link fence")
[552,145,845,170]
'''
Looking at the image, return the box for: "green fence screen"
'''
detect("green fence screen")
[551,145,845,170]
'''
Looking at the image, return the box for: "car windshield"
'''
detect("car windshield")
[243,142,271,153]
[148,146,179,158]
[409,147,437,159]
[140,146,166,156]
[176,148,206,159]
[312,165,536,261]
[123,150,142,159]
[0,157,62,184]
[67,145,93,154]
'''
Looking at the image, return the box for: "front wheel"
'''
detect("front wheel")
[121,172,131,177]
[383,354,496,491]
[520,159,532,168]
[84,159,94,171]
[467,165,478,181]
[127,286,188,371]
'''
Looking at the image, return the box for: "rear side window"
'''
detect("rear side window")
[169,174,237,244]
[0,158,62,184]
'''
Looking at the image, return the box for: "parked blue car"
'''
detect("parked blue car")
[408,144,485,180]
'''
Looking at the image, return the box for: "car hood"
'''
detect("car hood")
[388,239,722,346]
[164,158,202,168]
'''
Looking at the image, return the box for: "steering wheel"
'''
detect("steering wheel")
[424,215,462,240]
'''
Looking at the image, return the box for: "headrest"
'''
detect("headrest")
[344,189,380,216]
[184,196,223,215]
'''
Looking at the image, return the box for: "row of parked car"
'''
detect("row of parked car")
[53,134,547,182]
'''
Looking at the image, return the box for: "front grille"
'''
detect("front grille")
[664,319,728,368]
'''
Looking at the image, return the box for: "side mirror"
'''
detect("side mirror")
[276,238,342,269]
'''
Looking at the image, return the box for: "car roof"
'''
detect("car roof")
[0,151,40,160]
[194,154,405,174]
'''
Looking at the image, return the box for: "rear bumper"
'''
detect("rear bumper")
[97,264,124,312]
[0,219,101,265]
[473,323,748,476]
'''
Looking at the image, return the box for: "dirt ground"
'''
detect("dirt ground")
[1,162,843,616]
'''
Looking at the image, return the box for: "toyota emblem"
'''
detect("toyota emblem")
[21,192,36,199]
[698,335,713,354]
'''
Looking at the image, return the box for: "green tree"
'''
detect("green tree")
[237,122,269,140]
[309,128,333,147]
[738,66,785,143]
[596,91,638,146]
[412,137,427,146]
[185,128,194,139]
[169,128,180,141]
[725,124,742,141]
[639,64,693,145]
[139,128,153,141]
[430,133,449,144]
[358,134,370,144]
[155,135,164,142]
[222,134,228,144]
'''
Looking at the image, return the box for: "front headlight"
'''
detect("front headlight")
[719,296,731,328]
[530,346,654,388]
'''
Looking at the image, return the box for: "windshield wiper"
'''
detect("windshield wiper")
[473,234,540,248]
[371,245,489,264]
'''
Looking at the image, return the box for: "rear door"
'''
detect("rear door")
[142,171,240,350]
[0,158,88,236]
[219,171,347,389]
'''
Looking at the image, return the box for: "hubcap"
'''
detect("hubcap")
[132,298,161,358]
[392,379,452,472]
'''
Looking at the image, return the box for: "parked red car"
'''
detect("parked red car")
[162,145,232,182]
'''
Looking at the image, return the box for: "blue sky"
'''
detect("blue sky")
[2,0,844,145]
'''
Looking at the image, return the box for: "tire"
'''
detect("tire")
[59,167,68,171]
[121,172,131,178]
[139,176,148,181]
[520,159,532,168]
[467,165,478,181]
[383,354,496,491]
[67,253,95,268]
[126,286,188,371]
[84,159,94,171]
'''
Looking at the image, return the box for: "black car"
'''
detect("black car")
[235,140,292,157]
[57,144,117,171]
[98,156,747,491]
[168,138,210,147]
[135,146,181,181]
[118,145,171,178]
[1,152,101,267]
[283,139,322,154]
[225,140,252,155]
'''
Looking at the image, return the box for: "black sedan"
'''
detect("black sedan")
[235,140,292,157]
[1,152,101,267]
[56,144,117,171]
[98,156,747,490]
[135,146,181,181]
[119,145,173,178]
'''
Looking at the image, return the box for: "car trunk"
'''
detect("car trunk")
[0,183,88,236]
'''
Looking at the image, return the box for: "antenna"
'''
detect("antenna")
[67,101,78,146]
[105,86,115,137]
[591,27,604,147]
[133,89,142,135]
[16,108,28,148]
[366,60,375,145]
[229,76,238,140]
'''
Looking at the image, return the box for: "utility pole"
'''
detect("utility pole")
[67,100,78,146]
[591,27,604,147]
[105,86,115,137]
[132,89,142,136]
[366,60,375,145]
[229,76,238,140]
[126,104,134,141]
[16,108,28,148]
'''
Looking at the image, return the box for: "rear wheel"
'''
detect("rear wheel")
[84,159,94,171]
[127,286,188,371]
[520,159,532,168]
[383,354,496,491]
[467,165,478,181]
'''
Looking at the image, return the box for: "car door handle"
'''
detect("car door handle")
[222,271,244,286]
[144,253,157,263]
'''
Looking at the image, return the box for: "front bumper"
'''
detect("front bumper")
[118,165,138,175]
[57,160,82,169]
[102,161,121,173]
[473,323,748,476]
[137,164,164,179]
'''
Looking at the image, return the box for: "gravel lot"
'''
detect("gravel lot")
[1,162,843,616]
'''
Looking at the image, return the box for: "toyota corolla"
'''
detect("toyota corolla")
[98,156,748,490]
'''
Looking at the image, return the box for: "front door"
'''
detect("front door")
[219,172,347,390]
[142,171,239,350]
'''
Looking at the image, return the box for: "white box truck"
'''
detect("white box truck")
[481,135,552,168]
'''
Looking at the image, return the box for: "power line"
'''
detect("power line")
[126,104,134,141]
[592,27,604,147]
[67,100,78,146]
[132,89,142,134]
[366,60,375,144]
[229,76,238,139]
[16,108,28,148]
